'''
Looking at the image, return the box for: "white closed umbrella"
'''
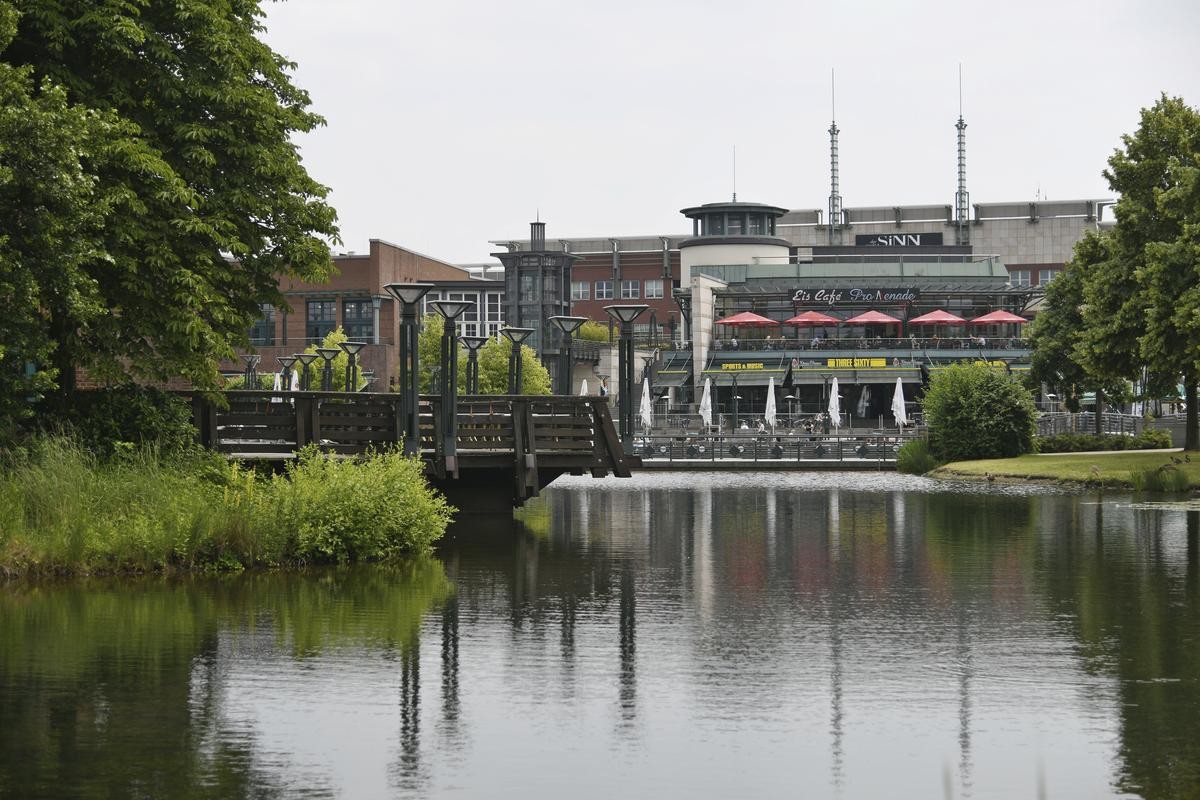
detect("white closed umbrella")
[828,376,842,430]
[639,377,653,432]
[580,378,589,396]
[289,367,300,392]
[698,378,713,430]
[892,377,908,428]
[855,384,871,418]
[764,376,777,430]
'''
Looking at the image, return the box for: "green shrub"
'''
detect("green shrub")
[574,320,612,343]
[896,438,939,474]
[1129,464,1191,492]
[53,386,197,458]
[0,437,454,575]
[922,363,1038,462]
[1036,429,1173,453]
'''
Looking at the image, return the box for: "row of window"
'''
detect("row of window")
[570,279,665,301]
[423,290,505,339]
[250,299,377,345]
[1008,269,1058,287]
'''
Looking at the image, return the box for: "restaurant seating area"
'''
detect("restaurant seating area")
[711,336,1030,351]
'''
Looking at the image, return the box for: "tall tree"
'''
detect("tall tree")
[1099,95,1200,448]
[1,0,337,411]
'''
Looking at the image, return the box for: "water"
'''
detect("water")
[2,473,1198,799]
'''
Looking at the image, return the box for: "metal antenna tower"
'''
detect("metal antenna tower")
[955,65,970,246]
[732,145,737,202]
[828,69,843,246]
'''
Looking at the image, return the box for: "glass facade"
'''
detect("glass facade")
[342,298,374,342]
[249,304,274,345]
[306,300,336,342]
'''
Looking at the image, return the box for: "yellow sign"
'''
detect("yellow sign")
[720,362,765,371]
[826,358,886,368]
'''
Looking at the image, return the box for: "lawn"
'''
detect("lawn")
[933,449,1200,487]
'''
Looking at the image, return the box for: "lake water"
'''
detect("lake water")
[1,473,1198,799]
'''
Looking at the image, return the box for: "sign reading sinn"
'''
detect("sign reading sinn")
[854,232,944,247]
[791,288,920,305]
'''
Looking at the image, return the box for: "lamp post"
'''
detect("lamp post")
[316,348,340,391]
[430,299,475,473]
[383,282,434,456]
[240,354,261,389]
[276,355,297,390]
[338,341,367,392]
[820,373,831,434]
[731,372,740,431]
[547,315,587,395]
[604,304,649,449]
[293,353,318,391]
[459,335,489,394]
[500,327,535,394]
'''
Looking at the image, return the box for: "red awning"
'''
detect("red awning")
[714,311,779,327]
[909,309,966,325]
[969,310,1030,325]
[844,310,901,324]
[784,310,841,326]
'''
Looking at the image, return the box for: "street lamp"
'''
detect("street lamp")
[240,353,261,389]
[338,341,367,392]
[820,373,832,434]
[293,352,318,391]
[316,347,340,391]
[500,327,535,394]
[547,315,588,395]
[430,299,475,475]
[459,335,489,394]
[276,355,297,391]
[604,304,649,448]
[383,282,434,456]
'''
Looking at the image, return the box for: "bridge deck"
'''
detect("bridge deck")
[190,391,634,509]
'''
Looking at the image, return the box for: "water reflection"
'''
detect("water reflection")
[1,476,1199,798]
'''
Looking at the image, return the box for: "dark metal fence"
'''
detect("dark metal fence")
[631,430,923,464]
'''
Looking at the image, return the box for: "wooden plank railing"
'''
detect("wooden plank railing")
[191,391,632,490]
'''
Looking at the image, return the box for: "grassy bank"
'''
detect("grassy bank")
[933,449,1200,488]
[0,439,454,576]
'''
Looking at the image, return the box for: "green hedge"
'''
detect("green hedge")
[896,439,940,474]
[1035,429,1172,453]
[923,363,1038,462]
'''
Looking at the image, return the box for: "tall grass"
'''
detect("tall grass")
[0,438,454,576]
[1129,464,1192,492]
[896,439,940,475]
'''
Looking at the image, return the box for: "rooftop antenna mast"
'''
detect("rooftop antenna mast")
[732,145,737,202]
[828,69,843,246]
[955,65,970,246]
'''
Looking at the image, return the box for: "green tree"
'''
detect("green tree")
[574,320,612,343]
[1080,95,1200,448]
[301,328,366,392]
[415,318,550,394]
[921,362,1038,462]
[1,0,338,413]
[1030,231,1128,423]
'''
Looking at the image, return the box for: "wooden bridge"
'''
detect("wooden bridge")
[189,391,635,511]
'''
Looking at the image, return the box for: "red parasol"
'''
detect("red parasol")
[784,310,841,326]
[969,310,1029,325]
[909,309,966,325]
[714,311,779,327]
[844,310,901,325]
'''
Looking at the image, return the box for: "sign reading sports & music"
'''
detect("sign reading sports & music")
[791,287,919,305]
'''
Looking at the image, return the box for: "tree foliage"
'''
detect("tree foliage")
[0,0,338,426]
[921,362,1038,462]
[415,317,550,395]
[300,328,367,392]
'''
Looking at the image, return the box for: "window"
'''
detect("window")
[486,292,503,337]
[645,279,664,299]
[1039,269,1058,285]
[519,274,537,302]
[595,280,614,300]
[342,298,374,342]
[727,216,743,235]
[620,279,640,299]
[748,215,763,235]
[571,281,590,301]
[306,300,336,342]
[249,304,274,345]
[1009,270,1031,287]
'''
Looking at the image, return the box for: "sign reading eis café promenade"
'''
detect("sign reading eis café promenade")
[791,287,920,305]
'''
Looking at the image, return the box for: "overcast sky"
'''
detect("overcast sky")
[261,0,1200,264]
